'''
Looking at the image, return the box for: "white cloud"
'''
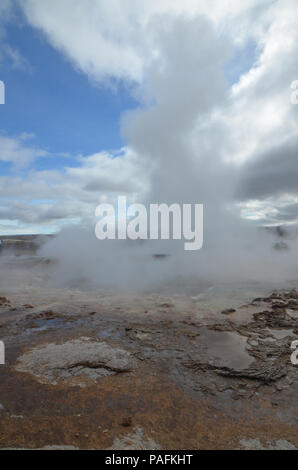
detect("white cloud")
[20,0,272,83]
[0,134,48,168]
[2,0,298,233]
[0,146,149,233]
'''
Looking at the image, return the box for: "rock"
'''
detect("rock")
[15,338,138,385]
[121,416,133,427]
[221,308,236,315]
[288,299,298,309]
[0,296,11,307]
[184,359,286,384]
[134,331,151,341]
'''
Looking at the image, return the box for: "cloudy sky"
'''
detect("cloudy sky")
[0,0,297,234]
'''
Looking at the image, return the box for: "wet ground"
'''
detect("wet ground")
[0,256,297,449]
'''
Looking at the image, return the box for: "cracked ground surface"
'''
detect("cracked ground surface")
[0,256,297,449]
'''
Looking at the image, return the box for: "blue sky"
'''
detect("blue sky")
[0,13,137,177]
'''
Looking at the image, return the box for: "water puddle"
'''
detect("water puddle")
[199,328,254,370]
[30,318,74,331]
[15,316,84,334]
[97,327,126,340]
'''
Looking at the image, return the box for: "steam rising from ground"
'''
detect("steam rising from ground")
[39,223,298,292]
[39,13,298,291]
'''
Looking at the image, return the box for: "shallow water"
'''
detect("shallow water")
[1,253,297,305]
[198,328,254,370]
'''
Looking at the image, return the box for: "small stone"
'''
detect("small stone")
[0,296,10,305]
[276,383,284,391]
[271,302,287,310]
[121,417,133,427]
[221,308,236,315]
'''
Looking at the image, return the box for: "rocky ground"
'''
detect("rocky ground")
[0,258,297,449]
